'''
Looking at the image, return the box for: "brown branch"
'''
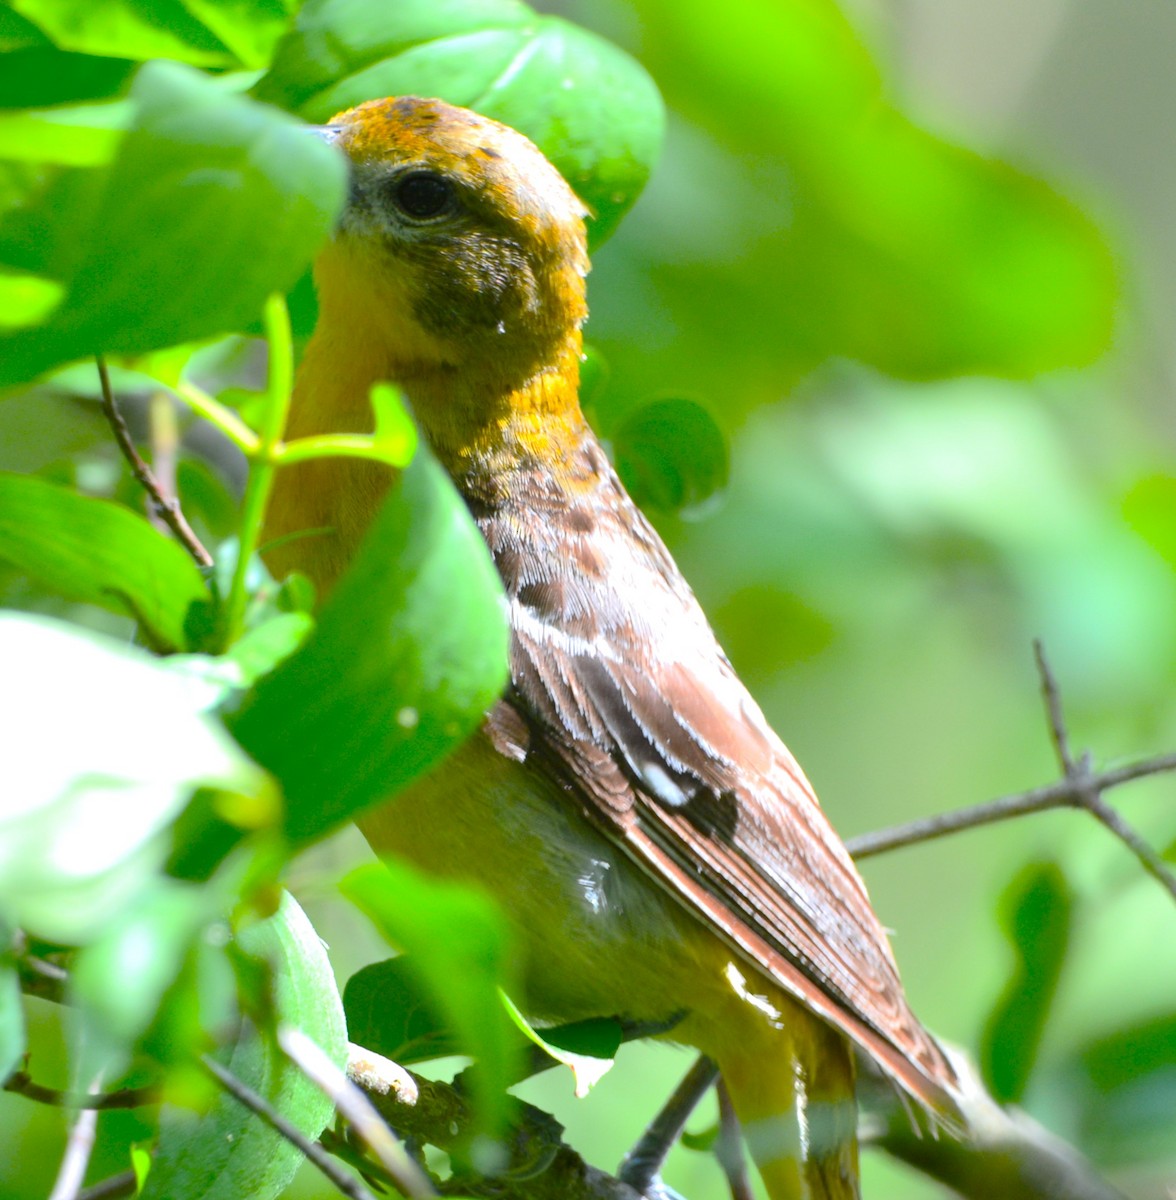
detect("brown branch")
[3,1071,156,1110]
[200,1053,377,1200]
[96,356,213,568]
[347,1044,645,1200]
[278,1026,434,1199]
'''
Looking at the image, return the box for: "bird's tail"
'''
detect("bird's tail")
[718,1015,860,1200]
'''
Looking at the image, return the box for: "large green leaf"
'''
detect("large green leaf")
[255,0,663,244]
[70,878,221,1079]
[0,471,211,651]
[0,613,260,945]
[228,446,509,845]
[342,859,518,1136]
[142,892,347,1200]
[0,59,346,385]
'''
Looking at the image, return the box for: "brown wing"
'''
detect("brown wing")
[473,437,960,1123]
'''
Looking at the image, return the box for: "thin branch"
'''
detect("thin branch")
[714,1080,754,1200]
[4,1071,156,1110]
[96,356,213,568]
[618,1054,718,1194]
[200,1053,377,1200]
[47,1073,104,1200]
[278,1026,434,1199]
[1034,640,1176,905]
[78,1171,136,1200]
[845,754,1176,858]
[347,1044,644,1200]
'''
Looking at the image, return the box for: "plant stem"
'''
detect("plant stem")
[220,293,294,649]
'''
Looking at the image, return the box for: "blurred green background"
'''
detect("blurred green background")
[3,0,1175,1197]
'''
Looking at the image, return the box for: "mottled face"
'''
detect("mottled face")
[318,97,589,372]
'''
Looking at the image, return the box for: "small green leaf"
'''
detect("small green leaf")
[228,446,509,844]
[255,0,663,244]
[342,859,518,1135]
[0,60,347,385]
[980,861,1074,1103]
[501,994,619,1097]
[221,612,314,688]
[0,613,261,944]
[0,471,211,651]
[142,892,346,1200]
[343,956,458,1064]
[369,382,419,466]
[613,397,729,515]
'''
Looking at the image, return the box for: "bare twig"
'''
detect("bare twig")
[47,1074,104,1200]
[4,1071,156,1110]
[846,755,1176,859]
[848,643,1176,906]
[347,1044,642,1200]
[200,1053,377,1200]
[619,1054,718,1194]
[78,1171,136,1200]
[96,356,213,568]
[715,1080,754,1200]
[1034,639,1075,774]
[278,1026,434,1199]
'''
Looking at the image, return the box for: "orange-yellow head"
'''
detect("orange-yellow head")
[268,97,595,591]
[309,97,590,453]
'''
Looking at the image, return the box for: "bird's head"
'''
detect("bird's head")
[310,97,590,412]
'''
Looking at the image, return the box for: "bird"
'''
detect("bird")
[264,95,963,1200]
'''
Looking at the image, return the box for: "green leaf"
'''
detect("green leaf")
[0,471,211,651]
[342,859,518,1134]
[0,613,261,944]
[980,861,1074,1103]
[71,879,217,1077]
[612,397,728,515]
[7,0,237,67]
[0,920,24,1083]
[255,0,664,244]
[228,446,509,844]
[500,994,620,1097]
[343,955,459,1064]
[142,892,347,1200]
[0,60,347,385]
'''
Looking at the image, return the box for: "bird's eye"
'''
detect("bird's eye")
[392,171,456,220]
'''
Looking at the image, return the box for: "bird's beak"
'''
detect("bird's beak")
[307,124,345,145]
